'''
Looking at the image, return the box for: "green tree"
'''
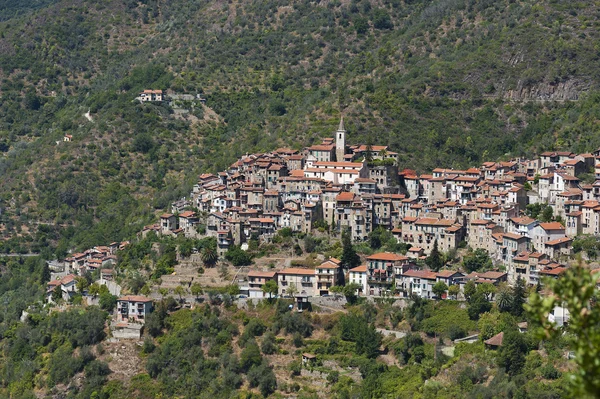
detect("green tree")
[225,246,252,266]
[341,228,360,270]
[527,262,600,397]
[88,283,101,298]
[511,276,526,317]
[201,245,218,267]
[425,239,444,272]
[448,284,460,300]
[76,277,89,294]
[331,282,362,305]
[497,329,528,376]
[286,283,298,298]
[462,249,492,273]
[432,281,448,299]
[262,279,278,299]
[477,283,496,301]
[464,280,477,302]
[540,206,554,223]
[190,283,203,299]
[240,341,262,372]
[495,285,513,312]
[174,285,186,301]
[261,332,277,355]
[468,291,492,320]
[99,292,117,311]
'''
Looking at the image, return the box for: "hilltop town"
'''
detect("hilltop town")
[102,117,591,301]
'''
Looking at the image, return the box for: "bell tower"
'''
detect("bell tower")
[335,117,346,162]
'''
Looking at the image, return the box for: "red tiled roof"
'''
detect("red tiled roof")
[538,222,565,231]
[349,265,368,273]
[247,270,277,278]
[404,269,438,280]
[484,332,504,347]
[118,295,153,302]
[366,252,408,261]
[279,268,315,276]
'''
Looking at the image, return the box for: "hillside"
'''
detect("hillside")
[2,0,600,252]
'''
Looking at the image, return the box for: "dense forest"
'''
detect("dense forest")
[1,0,600,253]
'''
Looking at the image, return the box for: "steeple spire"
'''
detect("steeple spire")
[337,116,345,132]
[335,116,346,162]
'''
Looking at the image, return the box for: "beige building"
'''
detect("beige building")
[277,268,316,297]
[247,271,277,298]
[316,259,341,296]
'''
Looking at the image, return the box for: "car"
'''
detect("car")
[321,294,331,297]
[237,294,248,299]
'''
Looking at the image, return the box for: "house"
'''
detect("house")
[100,269,114,282]
[46,274,78,302]
[63,134,73,142]
[178,211,198,232]
[365,252,410,296]
[302,353,317,365]
[139,89,164,102]
[160,213,178,234]
[277,268,316,297]
[247,270,278,298]
[436,270,464,289]
[531,222,567,256]
[315,259,340,296]
[510,251,546,285]
[348,264,368,295]
[484,332,504,349]
[401,269,438,299]
[548,305,570,327]
[116,296,153,323]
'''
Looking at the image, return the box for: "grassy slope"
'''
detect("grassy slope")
[1,0,600,251]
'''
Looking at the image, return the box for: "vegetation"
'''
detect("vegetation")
[4,0,600,256]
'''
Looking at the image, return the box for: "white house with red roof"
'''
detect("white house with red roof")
[348,264,368,295]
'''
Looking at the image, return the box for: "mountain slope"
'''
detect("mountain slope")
[2,0,600,252]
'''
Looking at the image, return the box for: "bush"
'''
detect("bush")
[540,364,561,380]
[448,325,466,341]
[289,360,302,376]
[261,332,277,355]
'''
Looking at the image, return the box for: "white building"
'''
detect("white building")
[348,264,368,295]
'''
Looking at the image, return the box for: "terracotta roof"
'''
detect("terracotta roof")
[478,271,507,280]
[510,216,536,225]
[349,265,368,273]
[503,232,526,240]
[179,211,196,218]
[118,295,153,302]
[366,252,408,261]
[279,268,315,276]
[545,237,572,246]
[538,222,565,231]
[404,269,438,280]
[436,270,462,278]
[484,332,504,347]
[318,261,340,269]
[247,270,277,278]
[336,192,355,201]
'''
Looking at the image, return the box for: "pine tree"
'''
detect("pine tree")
[341,228,360,270]
[511,276,526,317]
[426,239,443,272]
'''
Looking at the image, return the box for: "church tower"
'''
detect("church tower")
[335,117,346,162]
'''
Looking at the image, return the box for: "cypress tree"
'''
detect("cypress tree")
[426,239,443,272]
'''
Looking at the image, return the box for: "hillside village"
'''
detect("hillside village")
[46,117,600,308]
[102,117,593,301]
